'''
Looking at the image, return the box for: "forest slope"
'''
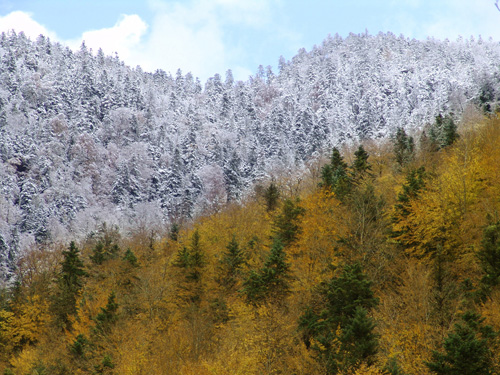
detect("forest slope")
[1,115,500,374]
[1,31,500,279]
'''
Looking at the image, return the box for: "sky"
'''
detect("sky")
[0,0,499,82]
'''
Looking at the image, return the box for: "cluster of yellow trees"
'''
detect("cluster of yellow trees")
[2,111,500,374]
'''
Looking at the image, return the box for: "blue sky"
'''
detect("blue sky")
[0,0,499,81]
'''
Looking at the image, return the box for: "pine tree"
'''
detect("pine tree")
[53,241,87,328]
[477,221,500,299]
[263,181,280,212]
[272,199,305,247]
[351,145,372,183]
[392,127,415,167]
[391,167,426,242]
[320,148,352,201]
[425,311,497,375]
[429,114,459,150]
[242,238,291,305]
[299,263,379,374]
[217,236,246,290]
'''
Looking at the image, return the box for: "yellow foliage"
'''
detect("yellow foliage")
[394,132,486,261]
[6,116,500,374]
[375,259,435,374]
[9,347,38,375]
[290,189,343,295]
[0,295,50,355]
[352,363,386,375]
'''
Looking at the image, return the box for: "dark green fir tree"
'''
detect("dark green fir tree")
[425,311,497,375]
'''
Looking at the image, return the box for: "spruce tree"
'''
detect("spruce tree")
[187,230,205,282]
[263,181,280,212]
[173,230,206,304]
[392,127,415,167]
[53,241,87,328]
[477,221,500,300]
[299,263,379,374]
[425,311,497,375]
[429,114,459,150]
[94,291,119,334]
[272,199,305,247]
[169,223,180,242]
[122,248,138,267]
[391,167,426,242]
[320,148,352,201]
[242,238,291,305]
[217,236,246,290]
[339,307,379,370]
[352,145,372,180]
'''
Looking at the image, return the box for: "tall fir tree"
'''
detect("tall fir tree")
[263,181,280,212]
[392,127,415,168]
[272,199,305,247]
[242,237,291,305]
[391,167,426,244]
[477,221,500,300]
[351,145,372,183]
[425,311,497,375]
[217,235,246,291]
[53,241,87,329]
[429,114,459,150]
[320,147,352,201]
[299,263,379,374]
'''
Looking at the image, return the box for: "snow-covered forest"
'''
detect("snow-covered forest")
[1,30,500,280]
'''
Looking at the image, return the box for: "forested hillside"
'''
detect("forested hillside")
[1,31,500,280]
[2,114,500,374]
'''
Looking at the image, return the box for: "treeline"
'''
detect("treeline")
[2,113,500,374]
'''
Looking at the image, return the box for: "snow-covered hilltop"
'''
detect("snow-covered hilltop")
[1,31,500,279]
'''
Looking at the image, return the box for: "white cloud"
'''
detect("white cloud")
[136,0,228,79]
[0,10,57,40]
[66,14,148,62]
[0,1,279,81]
[139,0,277,79]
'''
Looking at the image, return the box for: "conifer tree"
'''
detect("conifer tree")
[89,241,119,265]
[94,291,119,334]
[217,236,246,290]
[351,145,372,183]
[122,248,138,267]
[429,114,459,150]
[391,167,426,243]
[392,127,415,167]
[352,145,370,173]
[53,241,87,328]
[187,230,205,282]
[477,221,500,299]
[320,147,352,201]
[263,181,280,212]
[272,199,305,247]
[173,230,206,304]
[299,263,379,374]
[169,223,180,242]
[242,238,291,305]
[425,311,497,375]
